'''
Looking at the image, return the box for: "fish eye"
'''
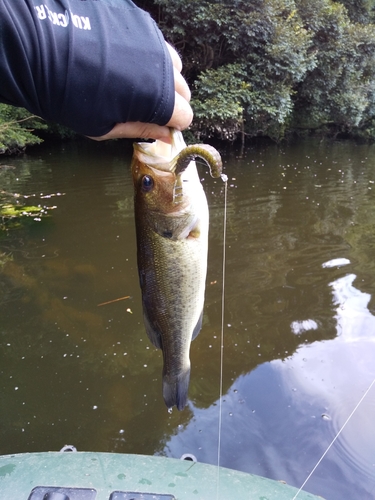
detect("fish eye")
[141,175,154,192]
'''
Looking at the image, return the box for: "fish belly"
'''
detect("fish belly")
[137,207,208,410]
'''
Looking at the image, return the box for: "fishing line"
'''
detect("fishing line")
[292,377,375,500]
[216,173,228,500]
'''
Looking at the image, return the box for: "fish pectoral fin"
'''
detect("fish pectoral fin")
[172,215,201,240]
[191,309,204,341]
[143,310,162,349]
[188,226,201,239]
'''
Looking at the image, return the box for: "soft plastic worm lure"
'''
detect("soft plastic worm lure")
[173,144,223,178]
[171,144,224,204]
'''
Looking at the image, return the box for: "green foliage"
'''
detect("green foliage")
[337,0,375,23]
[0,104,47,154]
[0,198,53,231]
[139,0,375,142]
[152,0,315,141]
[46,122,77,140]
[0,202,53,232]
[2,0,375,147]
[191,64,251,140]
[1,204,44,218]
[0,161,57,231]
[293,0,375,135]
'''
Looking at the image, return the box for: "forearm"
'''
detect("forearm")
[0,0,175,136]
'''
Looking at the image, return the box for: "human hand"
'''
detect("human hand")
[88,43,193,144]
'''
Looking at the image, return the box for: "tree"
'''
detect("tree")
[3,0,375,151]
[336,0,375,23]
[191,63,251,142]
[152,0,314,141]
[0,104,46,154]
[293,0,375,137]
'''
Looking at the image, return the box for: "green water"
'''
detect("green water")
[1,138,375,500]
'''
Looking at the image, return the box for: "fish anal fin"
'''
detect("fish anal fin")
[191,309,204,341]
[143,309,162,350]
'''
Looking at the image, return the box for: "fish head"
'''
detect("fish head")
[131,142,191,215]
[131,140,199,241]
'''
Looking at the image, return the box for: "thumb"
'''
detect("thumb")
[87,121,173,143]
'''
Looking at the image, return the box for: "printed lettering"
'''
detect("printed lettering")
[71,13,82,29]
[80,17,91,30]
[34,4,91,31]
[46,6,59,25]
[34,5,47,20]
[57,11,69,27]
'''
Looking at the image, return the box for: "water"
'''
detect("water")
[1,138,375,500]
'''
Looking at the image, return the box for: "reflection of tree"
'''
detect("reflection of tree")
[198,140,375,410]
[0,142,196,456]
[2,139,375,458]
[165,268,375,499]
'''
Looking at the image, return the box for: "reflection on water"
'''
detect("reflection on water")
[331,273,375,341]
[1,139,375,500]
[166,257,375,499]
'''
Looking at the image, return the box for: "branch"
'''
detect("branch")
[0,115,44,132]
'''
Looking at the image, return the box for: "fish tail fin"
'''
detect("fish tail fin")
[163,366,191,411]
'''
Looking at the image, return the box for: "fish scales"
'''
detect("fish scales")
[139,232,207,408]
[132,130,222,410]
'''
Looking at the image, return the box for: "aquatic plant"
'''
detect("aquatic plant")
[0,202,54,231]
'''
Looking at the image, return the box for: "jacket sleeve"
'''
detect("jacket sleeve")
[0,0,175,136]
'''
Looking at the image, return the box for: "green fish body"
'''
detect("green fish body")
[131,130,222,410]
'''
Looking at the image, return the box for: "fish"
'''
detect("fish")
[131,129,223,411]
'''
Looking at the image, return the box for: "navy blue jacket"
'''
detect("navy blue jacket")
[0,0,174,136]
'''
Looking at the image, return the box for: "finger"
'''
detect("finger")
[88,122,173,143]
[166,92,193,130]
[166,42,182,72]
[166,42,191,102]
[174,67,191,102]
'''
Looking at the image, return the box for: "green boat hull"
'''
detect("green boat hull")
[0,452,323,500]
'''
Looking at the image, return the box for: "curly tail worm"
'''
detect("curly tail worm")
[173,145,223,178]
[171,144,226,204]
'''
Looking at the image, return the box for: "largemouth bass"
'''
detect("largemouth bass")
[131,130,223,411]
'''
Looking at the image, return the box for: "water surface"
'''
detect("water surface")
[1,138,375,499]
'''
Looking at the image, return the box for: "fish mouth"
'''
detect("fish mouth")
[133,130,187,173]
[133,131,223,180]
[132,143,172,172]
